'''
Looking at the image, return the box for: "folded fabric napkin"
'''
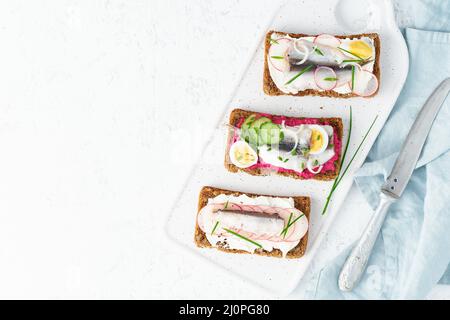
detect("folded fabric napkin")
[302,3,450,299]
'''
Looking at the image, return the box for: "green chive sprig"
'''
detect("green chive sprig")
[285,65,313,85]
[351,65,355,91]
[211,221,220,235]
[338,47,364,60]
[280,213,293,238]
[223,228,262,248]
[280,213,306,238]
[314,47,324,56]
[321,107,379,215]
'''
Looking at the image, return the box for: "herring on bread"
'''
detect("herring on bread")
[264,31,381,98]
[194,186,310,259]
[225,109,343,181]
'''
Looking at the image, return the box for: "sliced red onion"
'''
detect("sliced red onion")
[313,34,341,48]
[292,39,310,65]
[307,159,323,174]
[314,66,337,90]
[348,69,379,97]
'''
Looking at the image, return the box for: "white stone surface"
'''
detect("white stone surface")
[0,0,447,299]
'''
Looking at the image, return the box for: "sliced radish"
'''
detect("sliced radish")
[229,203,243,211]
[314,66,337,90]
[254,233,273,241]
[272,37,293,45]
[313,34,341,48]
[249,205,265,213]
[268,54,289,72]
[202,202,308,244]
[241,204,257,212]
[361,61,374,72]
[268,37,292,72]
[348,69,379,97]
[259,205,278,215]
[335,63,361,88]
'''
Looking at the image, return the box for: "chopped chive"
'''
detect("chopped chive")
[343,59,364,63]
[278,156,283,161]
[283,158,289,163]
[314,47,324,56]
[224,201,229,209]
[267,147,272,151]
[270,38,279,44]
[285,65,313,85]
[324,77,338,81]
[280,213,305,238]
[313,159,319,166]
[317,135,321,141]
[343,58,374,64]
[280,213,293,238]
[301,147,310,156]
[351,65,355,91]
[271,55,285,60]
[211,221,220,235]
[338,47,364,60]
[291,149,297,156]
[223,228,262,248]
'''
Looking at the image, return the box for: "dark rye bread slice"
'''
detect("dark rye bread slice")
[263,30,381,98]
[225,108,343,181]
[194,186,310,259]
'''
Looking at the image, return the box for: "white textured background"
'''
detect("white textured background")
[0,0,448,299]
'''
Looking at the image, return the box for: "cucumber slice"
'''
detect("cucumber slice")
[259,122,282,145]
[241,114,256,131]
[242,128,259,146]
[250,117,271,131]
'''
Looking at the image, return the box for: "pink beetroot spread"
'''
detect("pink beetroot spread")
[233,113,342,179]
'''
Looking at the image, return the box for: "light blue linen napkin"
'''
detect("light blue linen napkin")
[303,6,450,299]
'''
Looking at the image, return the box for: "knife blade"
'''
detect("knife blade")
[338,78,450,292]
[382,78,450,198]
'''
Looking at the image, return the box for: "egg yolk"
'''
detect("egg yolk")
[348,40,372,60]
[234,146,256,165]
[310,130,325,153]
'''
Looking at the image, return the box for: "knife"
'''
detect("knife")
[338,78,450,292]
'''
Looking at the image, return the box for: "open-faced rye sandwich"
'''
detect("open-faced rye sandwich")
[264,31,380,97]
[195,186,310,258]
[225,109,343,181]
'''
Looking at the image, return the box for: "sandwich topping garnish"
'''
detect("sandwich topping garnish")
[197,194,308,256]
[285,64,314,85]
[280,213,305,239]
[267,33,378,96]
[222,228,263,249]
[280,212,293,238]
[211,220,220,235]
[229,113,341,178]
